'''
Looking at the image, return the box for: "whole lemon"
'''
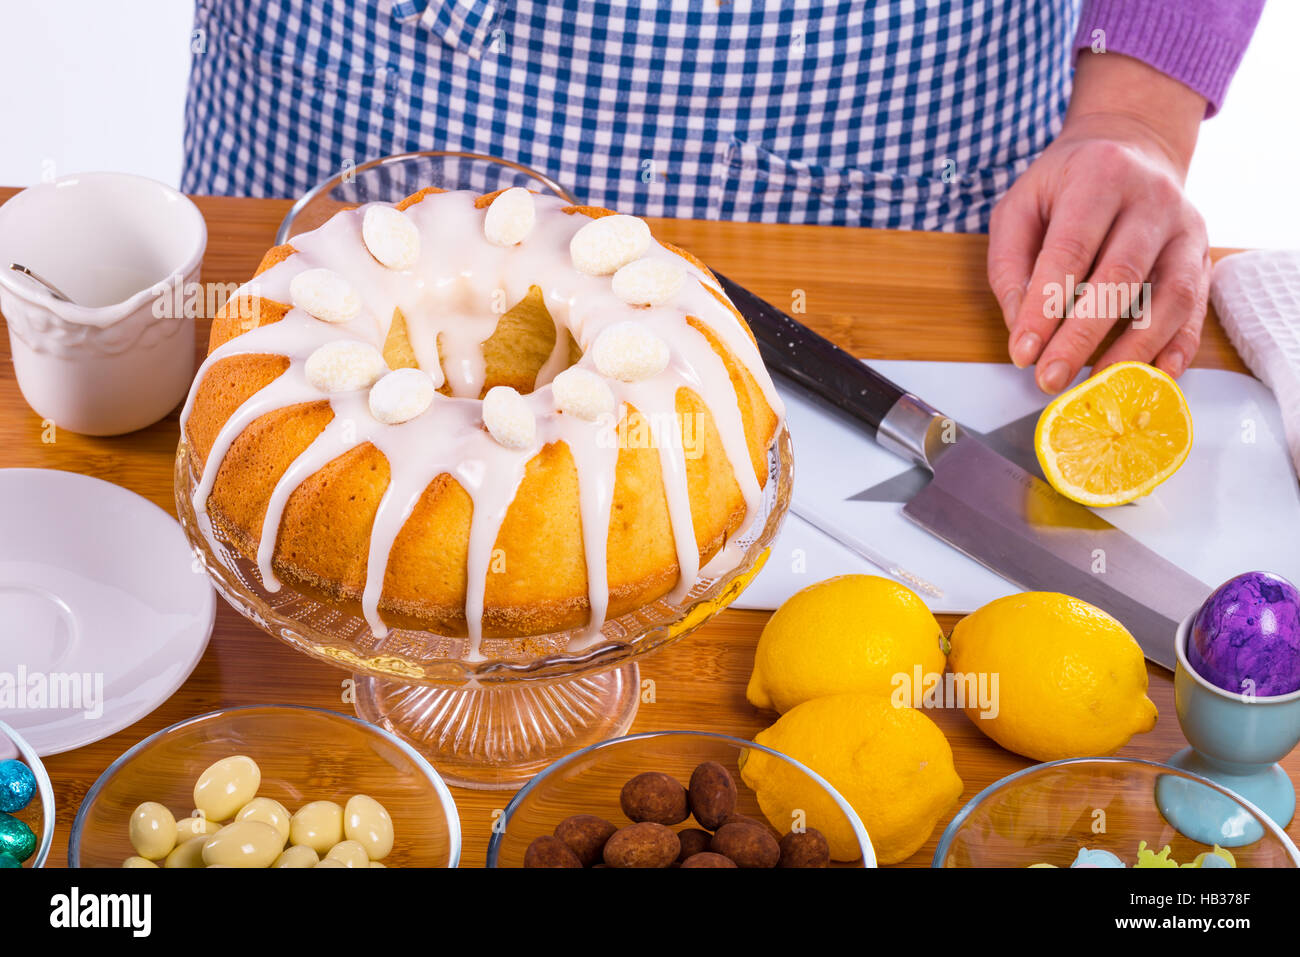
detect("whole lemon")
[947,592,1158,761]
[742,693,963,864]
[746,575,946,713]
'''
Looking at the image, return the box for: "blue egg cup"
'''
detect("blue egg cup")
[1156,613,1300,847]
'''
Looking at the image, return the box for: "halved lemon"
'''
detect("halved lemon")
[1034,361,1193,506]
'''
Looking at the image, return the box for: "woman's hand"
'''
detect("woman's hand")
[987,52,1210,393]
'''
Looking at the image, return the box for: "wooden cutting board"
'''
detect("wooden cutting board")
[1,186,1294,869]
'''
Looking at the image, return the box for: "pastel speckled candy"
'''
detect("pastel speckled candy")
[1134,841,1180,868]
[0,760,36,813]
[1070,847,1125,868]
[1187,571,1300,697]
[1185,846,1236,868]
[1032,841,1237,869]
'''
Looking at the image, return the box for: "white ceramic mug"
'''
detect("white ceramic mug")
[0,172,207,436]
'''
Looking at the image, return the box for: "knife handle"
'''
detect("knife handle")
[716,273,905,432]
[715,272,953,469]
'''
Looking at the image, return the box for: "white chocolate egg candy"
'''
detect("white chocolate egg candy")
[611,257,685,307]
[128,802,177,861]
[482,385,536,450]
[344,794,394,861]
[326,839,370,868]
[164,836,208,869]
[484,187,537,246]
[192,755,261,822]
[362,205,420,270]
[272,845,319,868]
[305,341,388,393]
[175,816,221,841]
[369,367,435,424]
[202,821,283,868]
[289,268,361,323]
[591,321,670,382]
[122,856,158,869]
[570,214,651,275]
[289,800,344,855]
[551,367,616,421]
[235,796,292,846]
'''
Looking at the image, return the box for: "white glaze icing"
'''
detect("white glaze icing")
[180,190,784,659]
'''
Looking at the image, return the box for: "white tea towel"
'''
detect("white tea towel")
[1212,250,1300,474]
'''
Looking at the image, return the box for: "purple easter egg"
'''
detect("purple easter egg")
[1187,571,1300,697]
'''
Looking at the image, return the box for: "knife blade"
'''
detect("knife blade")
[716,271,1209,670]
[791,500,944,599]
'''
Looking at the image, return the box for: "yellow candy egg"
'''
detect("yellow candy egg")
[193,756,261,822]
[201,822,283,868]
[128,802,177,861]
[344,794,394,861]
[290,801,344,855]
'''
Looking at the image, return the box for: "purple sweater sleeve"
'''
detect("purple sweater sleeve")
[1073,0,1266,116]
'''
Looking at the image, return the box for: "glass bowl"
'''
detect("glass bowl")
[275,150,578,245]
[69,705,461,867]
[0,720,55,867]
[486,730,875,867]
[933,757,1300,868]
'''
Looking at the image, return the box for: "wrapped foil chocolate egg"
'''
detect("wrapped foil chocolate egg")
[0,759,36,813]
[1188,571,1300,697]
[0,811,36,862]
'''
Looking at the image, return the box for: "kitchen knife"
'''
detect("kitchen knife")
[716,272,1209,670]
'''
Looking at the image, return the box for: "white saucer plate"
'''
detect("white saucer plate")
[0,469,215,755]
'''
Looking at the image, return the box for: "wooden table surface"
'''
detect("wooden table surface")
[2,186,1293,869]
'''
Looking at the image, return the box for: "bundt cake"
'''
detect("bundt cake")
[180,187,784,657]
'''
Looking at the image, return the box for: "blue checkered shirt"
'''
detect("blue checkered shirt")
[183,0,1078,231]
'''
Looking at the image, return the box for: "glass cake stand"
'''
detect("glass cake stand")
[187,149,792,789]
[176,431,791,789]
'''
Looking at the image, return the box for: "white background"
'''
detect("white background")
[0,0,1294,248]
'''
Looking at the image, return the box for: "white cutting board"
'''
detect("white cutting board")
[735,361,1300,614]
